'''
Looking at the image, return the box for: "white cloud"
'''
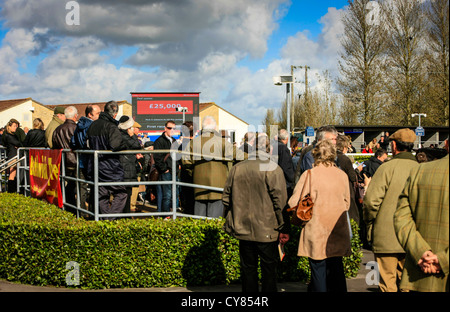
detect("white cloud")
[0,1,347,128]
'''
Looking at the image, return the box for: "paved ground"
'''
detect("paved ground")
[0,249,378,293]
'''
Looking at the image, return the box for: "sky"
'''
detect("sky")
[0,0,350,127]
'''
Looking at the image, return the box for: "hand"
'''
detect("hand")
[136,153,143,159]
[279,233,290,246]
[418,251,442,274]
[363,174,371,190]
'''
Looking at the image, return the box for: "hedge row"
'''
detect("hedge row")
[0,193,362,289]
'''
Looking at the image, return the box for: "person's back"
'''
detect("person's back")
[223,154,286,241]
[23,129,46,147]
[395,153,449,292]
[87,110,125,182]
[187,129,241,201]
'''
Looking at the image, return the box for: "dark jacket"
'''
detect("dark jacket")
[337,151,360,223]
[86,112,127,182]
[275,140,295,190]
[23,129,46,148]
[52,119,77,169]
[362,156,384,178]
[1,132,22,159]
[119,129,142,182]
[70,116,94,169]
[223,152,289,242]
[153,133,178,174]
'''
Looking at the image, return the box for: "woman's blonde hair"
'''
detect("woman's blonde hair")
[312,139,337,167]
[33,118,44,130]
[6,119,19,134]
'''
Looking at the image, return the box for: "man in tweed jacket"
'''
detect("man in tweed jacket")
[363,128,419,292]
[394,138,449,292]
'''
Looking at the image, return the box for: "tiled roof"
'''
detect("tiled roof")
[0,98,32,113]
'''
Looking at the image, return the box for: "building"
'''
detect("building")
[199,102,249,145]
[0,98,131,132]
[46,100,132,120]
[0,98,54,130]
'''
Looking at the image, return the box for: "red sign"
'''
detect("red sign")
[29,149,63,208]
[131,92,200,132]
[137,100,194,115]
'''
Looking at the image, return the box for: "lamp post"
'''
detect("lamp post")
[411,113,427,148]
[273,75,293,148]
[176,107,188,123]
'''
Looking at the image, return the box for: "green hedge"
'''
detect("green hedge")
[0,193,362,289]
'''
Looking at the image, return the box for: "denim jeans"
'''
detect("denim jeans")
[159,171,179,213]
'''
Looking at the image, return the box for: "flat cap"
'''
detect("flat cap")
[54,106,66,115]
[389,128,416,143]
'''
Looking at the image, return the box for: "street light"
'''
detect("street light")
[273,75,293,148]
[176,107,188,123]
[411,113,427,148]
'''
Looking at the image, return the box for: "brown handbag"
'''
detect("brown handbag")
[288,169,314,226]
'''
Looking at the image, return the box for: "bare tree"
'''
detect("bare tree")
[424,0,449,126]
[383,0,428,125]
[262,108,278,139]
[337,0,389,125]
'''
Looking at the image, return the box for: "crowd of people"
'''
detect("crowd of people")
[1,104,448,293]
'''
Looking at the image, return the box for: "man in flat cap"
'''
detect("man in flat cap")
[363,128,419,292]
[45,106,66,148]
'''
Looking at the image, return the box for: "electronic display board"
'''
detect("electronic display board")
[131,92,200,136]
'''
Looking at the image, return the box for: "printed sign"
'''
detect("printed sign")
[131,92,200,134]
[29,149,63,208]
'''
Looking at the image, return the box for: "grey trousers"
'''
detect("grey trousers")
[194,200,224,218]
[97,185,127,220]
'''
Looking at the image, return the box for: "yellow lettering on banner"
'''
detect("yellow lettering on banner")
[29,155,35,176]
[49,159,60,181]
[42,155,48,179]
[46,189,56,197]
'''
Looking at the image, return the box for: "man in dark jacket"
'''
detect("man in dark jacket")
[87,101,127,220]
[52,106,78,212]
[275,129,295,197]
[362,148,388,178]
[153,120,179,213]
[70,104,101,214]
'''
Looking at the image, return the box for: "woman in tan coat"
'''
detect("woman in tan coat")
[288,139,352,292]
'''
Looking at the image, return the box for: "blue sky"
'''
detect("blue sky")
[0,0,349,127]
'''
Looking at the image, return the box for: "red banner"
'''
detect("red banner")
[29,149,63,208]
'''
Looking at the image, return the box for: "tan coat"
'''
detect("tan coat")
[182,130,245,201]
[45,115,64,148]
[289,164,352,260]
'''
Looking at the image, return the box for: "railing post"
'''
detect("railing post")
[94,151,99,221]
[61,149,66,211]
[171,151,177,220]
[16,148,22,193]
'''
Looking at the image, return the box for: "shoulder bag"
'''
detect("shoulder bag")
[288,169,314,226]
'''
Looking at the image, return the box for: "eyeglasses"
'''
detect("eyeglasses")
[166,126,175,130]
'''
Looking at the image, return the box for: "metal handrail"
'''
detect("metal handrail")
[16,147,232,221]
[0,155,25,174]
